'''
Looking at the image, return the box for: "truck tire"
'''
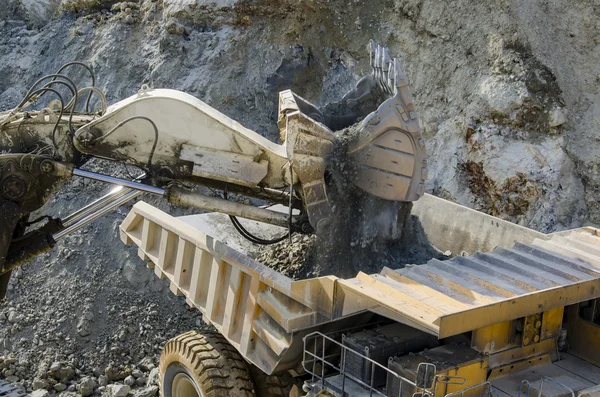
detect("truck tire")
[249,365,297,397]
[159,330,256,397]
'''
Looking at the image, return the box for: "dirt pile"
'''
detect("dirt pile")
[255,234,318,279]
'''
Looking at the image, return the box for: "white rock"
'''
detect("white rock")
[31,390,50,397]
[479,75,526,114]
[107,384,131,397]
[146,367,159,386]
[134,386,158,397]
[549,107,567,127]
[79,376,97,396]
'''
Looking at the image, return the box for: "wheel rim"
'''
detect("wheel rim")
[172,373,203,397]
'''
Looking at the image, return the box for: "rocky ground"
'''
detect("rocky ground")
[1,0,600,395]
[0,160,205,396]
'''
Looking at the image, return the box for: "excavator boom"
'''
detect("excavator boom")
[0,41,426,295]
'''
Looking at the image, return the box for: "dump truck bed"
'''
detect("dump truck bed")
[119,194,600,391]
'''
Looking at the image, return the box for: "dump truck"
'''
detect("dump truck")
[121,194,600,397]
[2,42,600,397]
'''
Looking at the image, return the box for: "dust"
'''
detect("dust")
[257,122,446,280]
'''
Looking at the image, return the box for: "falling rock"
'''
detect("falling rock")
[7,311,21,324]
[131,369,143,378]
[98,374,109,387]
[32,378,49,390]
[53,383,67,392]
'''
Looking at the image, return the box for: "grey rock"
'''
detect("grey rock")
[53,382,66,392]
[134,386,158,397]
[135,376,147,387]
[31,390,50,397]
[131,369,143,378]
[146,368,159,386]
[32,378,49,390]
[48,362,73,379]
[77,319,91,337]
[79,376,97,396]
[124,375,135,386]
[106,384,131,397]
[7,311,21,324]
[137,358,155,372]
[98,374,109,387]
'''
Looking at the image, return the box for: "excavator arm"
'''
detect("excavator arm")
[0,42,426,296]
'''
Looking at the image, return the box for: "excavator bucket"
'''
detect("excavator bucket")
[279,42,427,232]
[343,41,427,202]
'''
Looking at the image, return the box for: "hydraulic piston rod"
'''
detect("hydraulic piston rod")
[73,169,165,195]
[62,173,146,227]
[72,169,295,228]
[54,190,142,240]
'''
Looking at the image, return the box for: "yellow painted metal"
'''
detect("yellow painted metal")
[472,321,515,354]
[120,201,326,375]
[541,306,564,340]
[487,337,558,369]
[522,313,543,346]
[488,353,552,379]
[578,385,600,397]
[565,303,600,367]
[437,279,600,338]
[336,229,600,339]
[121,200,600,380]
[433,360,489,397]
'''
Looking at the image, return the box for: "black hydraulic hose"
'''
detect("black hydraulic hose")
[33,80,78,136]
[18,73,78,109]
[229,215,289,245]
[22,87,66,150]
[53,62,96,112]
[92,116,159,170]
[223,190,291,245]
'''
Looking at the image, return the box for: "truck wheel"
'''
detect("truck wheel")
[160,331,256,397]
[249,365,297,397]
